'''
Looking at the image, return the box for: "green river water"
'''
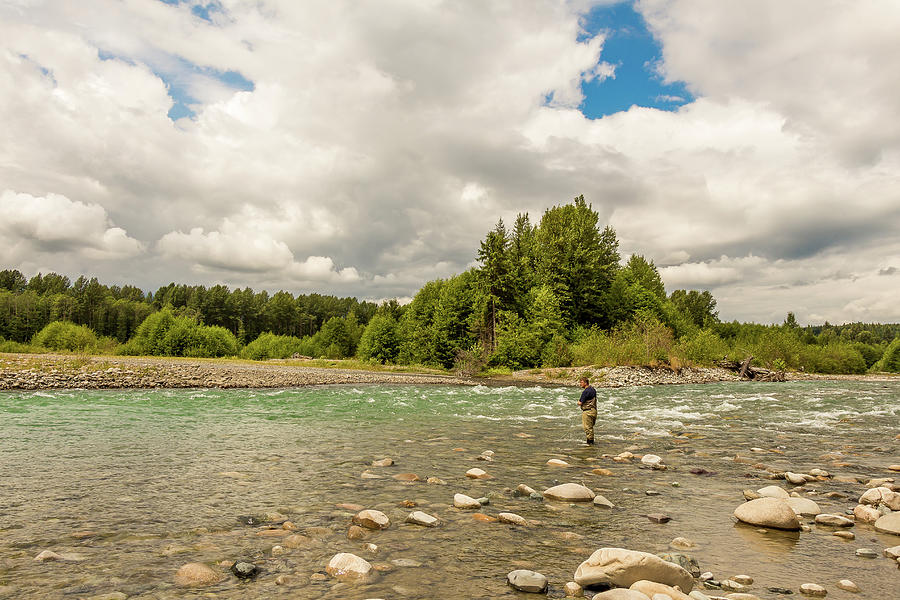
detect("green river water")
[0,381,898,599]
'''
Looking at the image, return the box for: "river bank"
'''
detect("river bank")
[1,352,895,391]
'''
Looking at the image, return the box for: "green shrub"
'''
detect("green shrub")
[240,332,305,360]
[123,307,238,357]
[541,332,573,367]
[673,328,729,366]
[800,342,867,374]
[872,338,900,373]
[357,315,400,364]
[32,321,98,352]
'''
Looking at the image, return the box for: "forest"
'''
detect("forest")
[2,197,899,375]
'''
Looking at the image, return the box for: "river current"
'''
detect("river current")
[0,380,898,599]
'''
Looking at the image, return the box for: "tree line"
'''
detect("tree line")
[1,196,899,373]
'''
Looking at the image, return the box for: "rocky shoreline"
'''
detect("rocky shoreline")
[0,352,894,391]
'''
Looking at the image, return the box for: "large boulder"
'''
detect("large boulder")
[574,547,693,591]
[326,553,376,582]
[544,483,596,502]
[733,498,801,530]
[631,580,692,600]
[874,512,900,536]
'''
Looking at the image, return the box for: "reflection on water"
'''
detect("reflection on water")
[0,381,898,599]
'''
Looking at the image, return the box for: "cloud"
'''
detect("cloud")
[0,190,144,259]
[0,1,899,322]
[157,220,360,284]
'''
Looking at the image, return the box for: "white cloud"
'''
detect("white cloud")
[0,1,898,322]
[0,190,144,259]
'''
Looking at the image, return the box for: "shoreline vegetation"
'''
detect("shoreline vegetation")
[1,352,896,391]
[3,198,899,379]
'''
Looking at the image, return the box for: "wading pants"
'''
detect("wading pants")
[581,408,597,442]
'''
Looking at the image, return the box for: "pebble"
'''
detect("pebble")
[547,459,570,467]
[453,493,481,509]
[347,525,367,540]
[392,473,420,481]
[405,511,439,527]
[884,545,900,559]
[515,484,537,496]
[352,509,391,530]
[836,580,859,592]
[814,514,853,527]
[564,581,584,596]
[732,574,753,585]
[593,494,615,508]
[799,583,827,596]
[426,476,446,485]
[641,454,663,466]
[498,512,528,526]
[646,490,661,496]
[592,468,614,476]
[832,531,855,540]
[326,552,376,582]
[647,513,671,523]
[371,458,393,467]
[671,537,695,549]
[465,467,490,479]
[720,579,747,592]
[230,561,259,579]
[854,548,878,558]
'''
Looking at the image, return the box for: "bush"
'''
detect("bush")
[32,321,98,352]
[872,338,900,373]
[800,342,867,374]
[673,328,729,366]
[357,315,400,364]
[571,312,675,367]
[240,332,305,360]
[541,332,573,367]
[122,307,238,357]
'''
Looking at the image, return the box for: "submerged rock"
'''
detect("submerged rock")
[352,509,391,530]
[174,563,223,587]
[814,514,853,527]
[498,512,528,526]
[836,579,860,592]
[405,511,439,527]
[453,493,481,509]
[230,560,259,579]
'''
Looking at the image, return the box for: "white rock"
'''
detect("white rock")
[352,509,391,530]
[465,467,490,479]
[173,562,223,587]
[852,504,881,523]
[731,574,753,585]
[884,544,900,559]
[573,547,693,591]
[547,458,570,467]
[799,583,827,596]
[859,486,890,505]
[591,589,652,600]
[593,494,615,508]
[405,511,439,527]
[641,454,663,466]
[544,483,596,502]
[453,493,481,509]
[809,468,830,477]
[836,580,859,592]
[564,581,584,597]
[507,569,548,593]
[34,550,62,562]
[733,498,801,530]
[498,512,528,526]
[630,580,691,600]
[785,472,807,485]
[670,537,695,549]
[756,485,790,499]
[814,514,853,527]
[787,497,821,516]
[326,552,376,582]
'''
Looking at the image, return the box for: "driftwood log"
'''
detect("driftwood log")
[716,356,786,382]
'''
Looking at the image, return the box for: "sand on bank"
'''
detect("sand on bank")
[0,352,895,391]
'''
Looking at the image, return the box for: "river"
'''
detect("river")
[1,381,898,598]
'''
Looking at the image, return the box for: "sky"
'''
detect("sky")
[1,0,898,325]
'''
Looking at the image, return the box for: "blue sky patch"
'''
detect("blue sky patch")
[578,1,693,119]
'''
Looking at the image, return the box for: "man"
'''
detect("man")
[577,376,597,445]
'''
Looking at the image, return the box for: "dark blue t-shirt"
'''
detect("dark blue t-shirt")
[579,386,597,411]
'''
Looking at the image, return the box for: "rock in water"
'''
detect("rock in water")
[326,553,376,582]
[874,511,900,535]
[656,552,700,577]
[574,547,693,591]
[498,512,528,526]
[641,454,663,466]
[507,569,548,593]
[352,509,390,530]
[466,467,490,479]
[756,485,790,499]
[814,514,853,527]
[594,494,615,508]
[547,459,570,467]
[787,497,821,516]
[836,579,860,592]
[230,561,259,579]
[543,483,596,502]
[174,563,223,587]
[733,498,801,530]
[630,580,692,600]
[852,504,880,523]
[799,583,827,596]
[592,590,654,599]
[647,513,671,523]
[372,458,393,467]
[453,493,481,509]
[564,581,584,597]
[405,511,439,527]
